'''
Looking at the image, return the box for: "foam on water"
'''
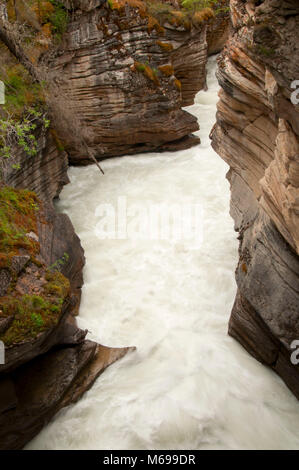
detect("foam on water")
[27,56,299,450]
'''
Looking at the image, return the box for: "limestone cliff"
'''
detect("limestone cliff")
[0,0,230,164]
[211,0,299,398]
[0,0,230,449]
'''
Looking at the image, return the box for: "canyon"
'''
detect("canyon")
[0,0,230,449]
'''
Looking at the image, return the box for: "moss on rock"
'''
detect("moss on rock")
[0,186,40,261]
[0,186,71,346]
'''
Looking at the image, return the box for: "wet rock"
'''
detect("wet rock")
[211,0,299,398]
[0,341,134,450]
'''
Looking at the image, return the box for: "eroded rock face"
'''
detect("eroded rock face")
[211,0,299,398]
[0,40,69,202]
[0,1,230,448]
[48,0,210,163]
[0,341,135,450]
[0,187,135,449]
[207,7,231,55]
[3,125,69,203]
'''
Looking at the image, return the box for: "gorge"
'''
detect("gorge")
[0,0,298,451]
[28,56,299,450]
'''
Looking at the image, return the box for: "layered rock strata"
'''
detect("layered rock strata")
[0,0,230,449]
[207,5,231,55]
[0,184,135,449]
[49,0,203,163]
[211,0,299,398]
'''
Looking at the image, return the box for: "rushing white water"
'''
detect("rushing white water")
[28,56,299,450]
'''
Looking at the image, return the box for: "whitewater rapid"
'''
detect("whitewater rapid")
[27,56,299,450]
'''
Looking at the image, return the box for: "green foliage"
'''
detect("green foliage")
[0,115,38,158]
[48,0,69,38]
[134,61,160,85]
[2,64,45,117]
[0,108,50,176]
[0,186,39,259]
[145,0,222,30]
[135,62,146,72]
[31,312,44,327]
[0,198,71,346]
[0,62,48,175]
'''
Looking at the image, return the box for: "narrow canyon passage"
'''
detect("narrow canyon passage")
[27,57,299,450]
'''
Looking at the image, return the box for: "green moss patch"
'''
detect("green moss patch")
[134,61,160,85]
[44,270,70,298]
[0,186,72,346]
[0,186,40,264]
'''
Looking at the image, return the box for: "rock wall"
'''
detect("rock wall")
[0,182,134,451]
[0,57,134,450]
[211,0,299,398]
[48,0,203,163]
[4,123,69,202]
[0,1,230,448]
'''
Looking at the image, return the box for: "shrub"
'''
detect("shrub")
[146,1,173,23]
[0,186,40,258]
[48,0,68,38]
[181,0,217,11]
[158,64,174,77]
[156,41,173,52]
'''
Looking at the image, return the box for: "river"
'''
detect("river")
[27,56,299,450]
